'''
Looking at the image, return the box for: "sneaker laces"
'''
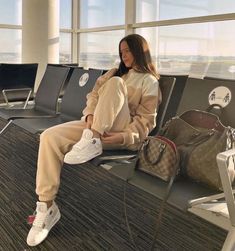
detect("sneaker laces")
[33,205,48,228]
[72,138,88,150]
[72,129,95,150]
[32,212,47,228]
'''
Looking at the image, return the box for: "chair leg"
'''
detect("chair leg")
[0,120,13,135]
[23,89,33,109]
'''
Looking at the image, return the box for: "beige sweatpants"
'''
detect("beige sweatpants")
[36,76,131,201]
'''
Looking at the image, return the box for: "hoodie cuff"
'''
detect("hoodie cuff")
[121,131,133,146]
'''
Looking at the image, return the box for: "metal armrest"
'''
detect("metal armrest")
[217,149,235,226]
[187,149,235,251]
[2,88,33,109]
[217,150,235,251]
[189,192,230,206]
[189,150,235,207]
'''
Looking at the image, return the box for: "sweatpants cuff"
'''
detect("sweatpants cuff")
[38,195,56,202]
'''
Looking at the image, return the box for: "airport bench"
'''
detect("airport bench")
[101,77,235,251]
[1,72,234,249]
[0,63,38,107]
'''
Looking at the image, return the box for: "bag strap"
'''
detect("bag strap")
[150,175,175,250]
[227,127,235,150]
[123,161,139,250]
[150,152,180,250]
[123,151,180,250]
[206,103,223,112]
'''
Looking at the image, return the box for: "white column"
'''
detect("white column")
[48,0,59,64]
[22,0,59,90]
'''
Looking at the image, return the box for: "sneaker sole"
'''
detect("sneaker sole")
[64,151,102,165]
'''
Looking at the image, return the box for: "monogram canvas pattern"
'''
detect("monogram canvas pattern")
[186,129,229,190]
[160,110,235,191]
[138,136,178,181]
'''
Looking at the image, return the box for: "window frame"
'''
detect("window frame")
[59,1,235,75]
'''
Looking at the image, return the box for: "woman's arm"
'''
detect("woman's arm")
[121,77,161,148]
[101,132,124,144]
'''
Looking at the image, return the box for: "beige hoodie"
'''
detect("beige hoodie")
[82,68,161,150]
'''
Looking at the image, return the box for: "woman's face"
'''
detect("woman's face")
[120,40,135,68]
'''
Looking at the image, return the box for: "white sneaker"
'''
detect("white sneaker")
[27,201,61,247]
[64,128,102,164]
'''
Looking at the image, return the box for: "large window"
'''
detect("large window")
[0,0,22,63]
[136,0,235,22]
[137,20,235,77]
[60,0,72,29]
[59,32,72,63]
[59,0,72,63]
[59,0,235,79]
[78,0,125,68]
[80,0,125,28]
[0,29,21,63]
[79,30,124,69]
[0,0,22,25]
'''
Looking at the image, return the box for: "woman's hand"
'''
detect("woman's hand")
[86,114,93,129]
[101,132,124,145]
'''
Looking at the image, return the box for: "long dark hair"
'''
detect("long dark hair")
[115,34,159,79]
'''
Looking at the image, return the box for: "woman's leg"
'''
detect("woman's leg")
[64,77,131,164]
[92,76,130,134]
[36,120,86,202]
[27,120,86,247]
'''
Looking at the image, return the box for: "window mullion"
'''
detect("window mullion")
[125,0,136,35]
[71,0,78,63]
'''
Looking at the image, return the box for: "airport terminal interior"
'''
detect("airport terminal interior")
[0,0,235,250]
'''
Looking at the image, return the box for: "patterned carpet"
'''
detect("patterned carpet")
[0,118,227,251]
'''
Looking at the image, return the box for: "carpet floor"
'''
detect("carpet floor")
[0,119,227,251]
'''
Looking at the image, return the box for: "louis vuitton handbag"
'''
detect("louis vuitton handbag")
[159,109,235,190]
[136,135,180,181]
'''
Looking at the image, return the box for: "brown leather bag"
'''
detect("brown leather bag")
[137,135,180,181]
[160,109,235,190]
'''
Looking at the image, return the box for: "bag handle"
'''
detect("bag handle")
[206,103,223,112]
[206,104,223,117]
[179,109,225,132]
